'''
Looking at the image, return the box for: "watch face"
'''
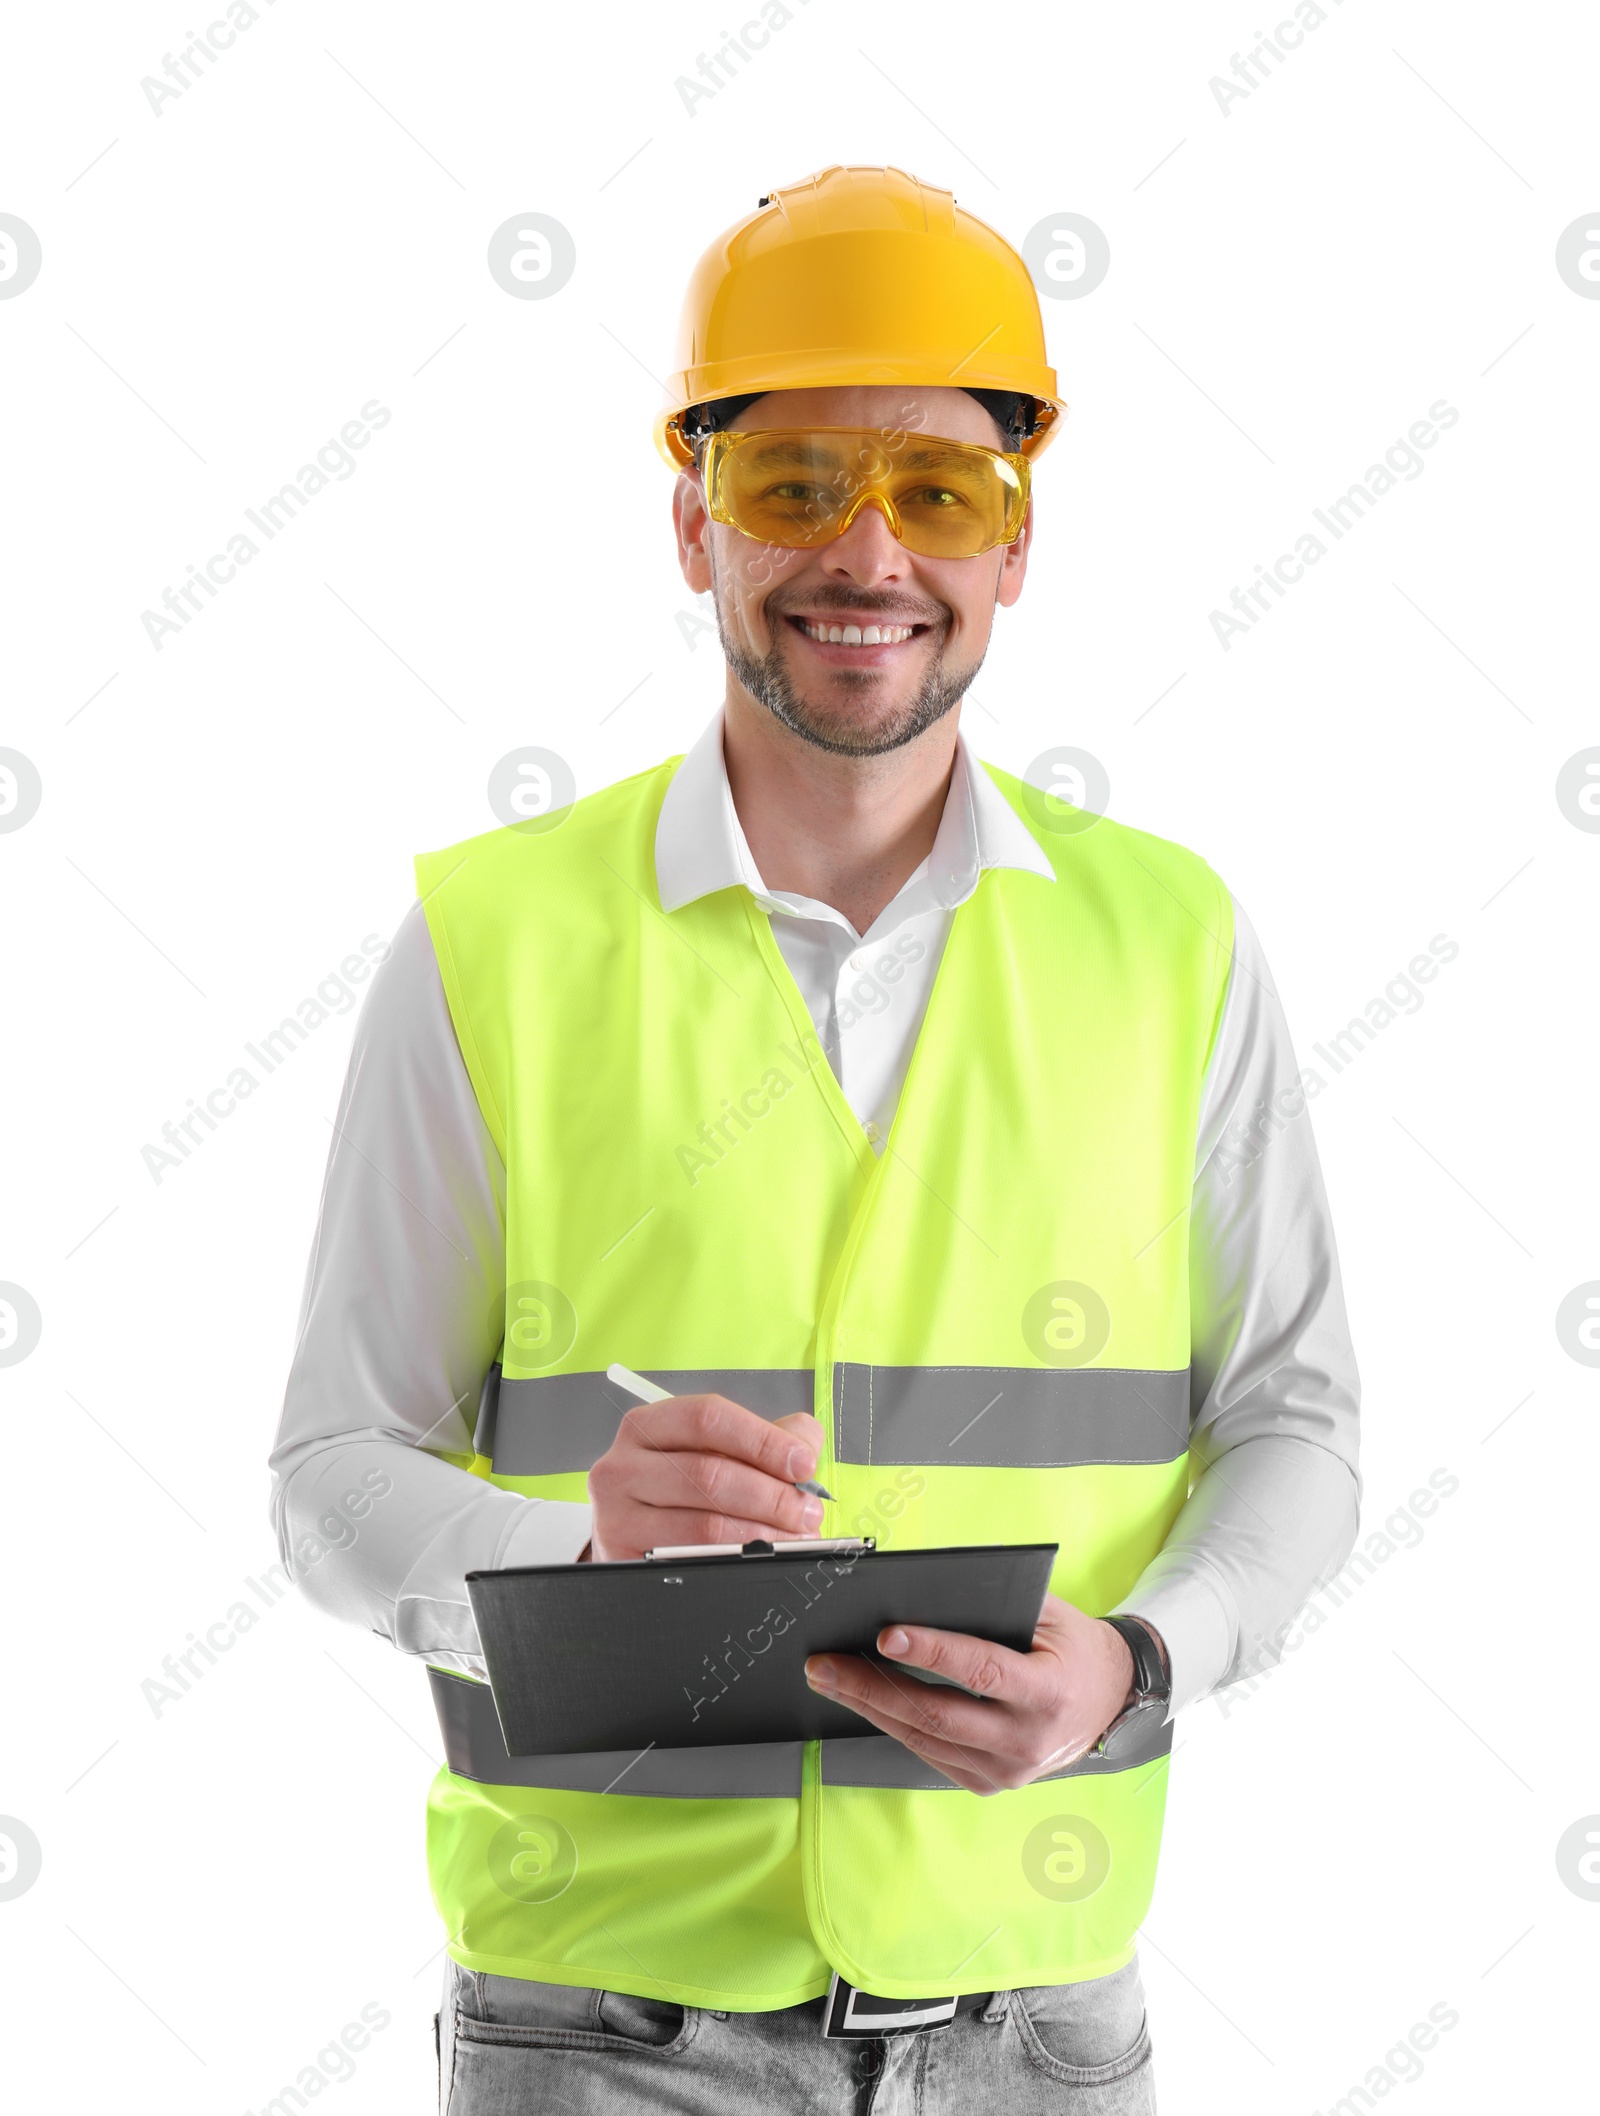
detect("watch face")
[1099,1697,1163,1764]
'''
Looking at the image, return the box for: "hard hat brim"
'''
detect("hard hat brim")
[654,381,1065,471]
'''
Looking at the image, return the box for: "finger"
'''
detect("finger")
[664,1449,826,1534]
[873,1622,1033,1702]
[878,1726,1010,1797]
[771,1410,824,1461]
[803,1674,1009,1794]
[604,1447,825,1538]
[607,1504,822,1556]
[805,1651,1018,1758]
[809,1651,1089,1789]
[620,1395,822,1483]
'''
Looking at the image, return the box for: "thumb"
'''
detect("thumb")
[772,1411,824,1459]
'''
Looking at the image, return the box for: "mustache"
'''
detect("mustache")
[768,591,948,627]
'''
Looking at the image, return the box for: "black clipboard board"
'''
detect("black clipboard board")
[466,1538,1058,1755]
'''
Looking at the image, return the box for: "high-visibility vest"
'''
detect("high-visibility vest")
[413,753,1231,2009]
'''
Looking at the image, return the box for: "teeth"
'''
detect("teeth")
[798,619,914,645]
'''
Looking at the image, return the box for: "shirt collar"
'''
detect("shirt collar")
[655,706,1055,923]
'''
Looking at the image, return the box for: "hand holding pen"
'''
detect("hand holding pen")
[608,1366,835,1498]
[577,1364,835,1564]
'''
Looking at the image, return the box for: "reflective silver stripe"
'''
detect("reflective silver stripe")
[483,1367,816,1475]
[820,1715,1175,1790]
[831,1364,1189,1467]
[429,1670,1171,1798]
[479,1361,1190,1471]
[471,1362,501,1457]
[428,1667,804,1797]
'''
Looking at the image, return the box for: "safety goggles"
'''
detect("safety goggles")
[700,426,1031,559]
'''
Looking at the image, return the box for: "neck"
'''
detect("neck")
[721,689,960,936]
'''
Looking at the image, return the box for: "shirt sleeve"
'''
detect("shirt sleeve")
[266,898,593,1680]
[1111,891,1362,1719]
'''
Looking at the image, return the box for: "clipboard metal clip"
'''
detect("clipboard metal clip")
[641,1535,876,1562]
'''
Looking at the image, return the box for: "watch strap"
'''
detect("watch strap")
[1105,1614,1169,1705]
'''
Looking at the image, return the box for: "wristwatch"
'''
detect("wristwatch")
[1092,1615,1171,1762]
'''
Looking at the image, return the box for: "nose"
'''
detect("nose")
[820,492,913,587]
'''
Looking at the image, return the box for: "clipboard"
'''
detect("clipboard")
[466,1537,1058,1755]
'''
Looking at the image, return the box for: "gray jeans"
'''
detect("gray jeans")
[436,1954,1156,2112]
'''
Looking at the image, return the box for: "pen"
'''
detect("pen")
[605,1362,836,1501]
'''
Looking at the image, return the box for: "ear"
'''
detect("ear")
[995,492,1033,610]
[673,468,714,595]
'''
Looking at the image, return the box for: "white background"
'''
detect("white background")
[2,1,1596,2109]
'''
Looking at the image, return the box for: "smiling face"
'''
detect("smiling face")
[673,385,1033,758]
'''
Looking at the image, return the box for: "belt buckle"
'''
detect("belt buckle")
[821,1971,959,2040]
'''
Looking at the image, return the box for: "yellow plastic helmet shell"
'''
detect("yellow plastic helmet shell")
[653,164,1066,470]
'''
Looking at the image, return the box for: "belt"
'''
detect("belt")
[820,1974,1004,2040]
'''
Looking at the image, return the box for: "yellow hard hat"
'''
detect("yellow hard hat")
[653,164,1066,471]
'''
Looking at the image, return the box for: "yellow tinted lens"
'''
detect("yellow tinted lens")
[705,429,1025,556]
[882,440,1020,555]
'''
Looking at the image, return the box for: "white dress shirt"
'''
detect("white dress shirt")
[268,709,1361,1721]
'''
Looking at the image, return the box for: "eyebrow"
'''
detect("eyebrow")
[741,439,980,473]
[744,440,844,470]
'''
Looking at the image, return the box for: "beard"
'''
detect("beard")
[711,559,987,758]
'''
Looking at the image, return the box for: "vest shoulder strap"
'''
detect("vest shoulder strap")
[978,758,1235,1073]
[412,758,682,1156]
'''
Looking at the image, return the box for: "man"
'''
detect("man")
[270,164,1360,2112]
